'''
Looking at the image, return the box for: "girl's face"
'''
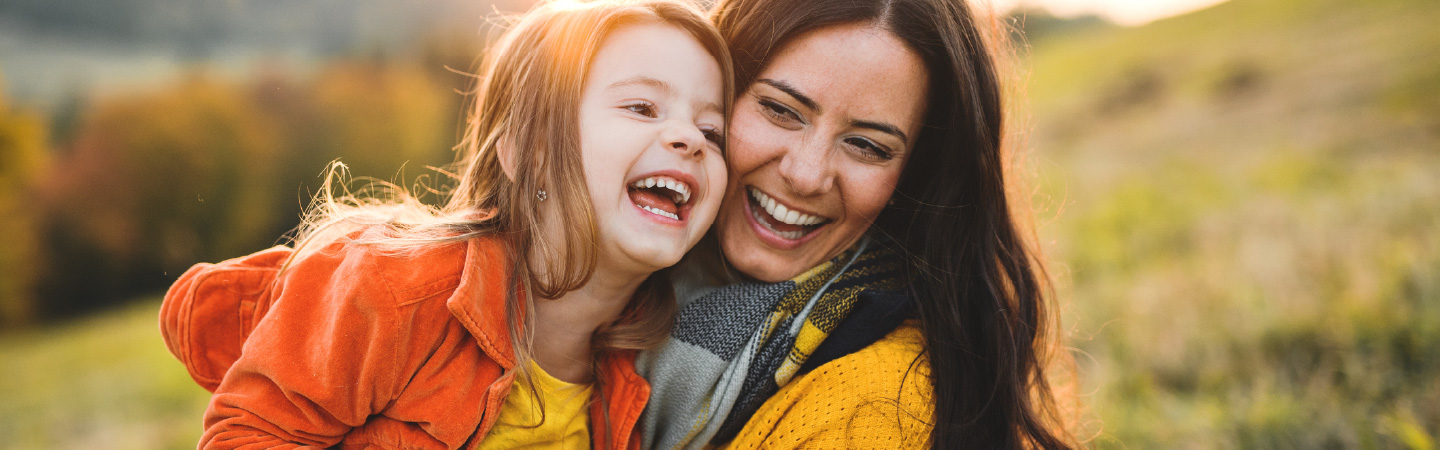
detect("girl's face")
[714,24,929,282]
[578,22,728,276]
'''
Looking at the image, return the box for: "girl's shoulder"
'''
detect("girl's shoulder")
[161,233,509,391]
[297,231,468,282]
[283,230,508,309]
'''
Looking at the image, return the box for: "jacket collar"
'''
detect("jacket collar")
[591,351,651,449]
[446,237,520,369]
[446,236,652,448]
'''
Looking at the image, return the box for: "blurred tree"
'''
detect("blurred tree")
[307,61,455,184]
[0,73,51,326]
[36,73,284,318]
[29,53,466,319]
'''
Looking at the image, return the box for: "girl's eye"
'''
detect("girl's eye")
[624,101,657,118]
[701,128,726,151]
[757,99,803,125]
[844,136,893,161]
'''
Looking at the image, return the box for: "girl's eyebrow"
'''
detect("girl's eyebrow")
[608,76,671,94]
[610,76,722,115]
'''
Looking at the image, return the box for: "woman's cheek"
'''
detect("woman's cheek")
[724,105,778,175]
[846,163,906,224]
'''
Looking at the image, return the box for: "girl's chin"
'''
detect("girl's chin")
[602,243,685,275]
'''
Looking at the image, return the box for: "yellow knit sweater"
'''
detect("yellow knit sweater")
[721,321,934,449]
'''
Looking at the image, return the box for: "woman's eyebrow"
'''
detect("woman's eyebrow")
[852,119,908,145]
[756,78,819,112]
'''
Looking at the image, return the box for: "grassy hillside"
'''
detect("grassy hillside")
[0,300,209,448]
[0,0,1436,448]
[1023,0,1440,447]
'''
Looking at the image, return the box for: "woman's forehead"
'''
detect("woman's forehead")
[756,23,930,136]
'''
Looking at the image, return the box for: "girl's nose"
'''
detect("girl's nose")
[776,136,835,196]
[662,120,706,159]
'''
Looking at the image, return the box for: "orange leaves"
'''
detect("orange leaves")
[27,55,466,320]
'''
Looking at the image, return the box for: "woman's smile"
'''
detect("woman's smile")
[743,186,830,246]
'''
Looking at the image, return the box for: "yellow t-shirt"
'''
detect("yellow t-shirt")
[479,360,594,449]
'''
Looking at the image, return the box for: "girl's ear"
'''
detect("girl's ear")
[496,134,519,182]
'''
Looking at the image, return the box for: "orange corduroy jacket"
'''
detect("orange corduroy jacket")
[160,235,650,449]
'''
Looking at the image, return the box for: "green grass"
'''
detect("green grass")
[1023,0,1440,447]
[0,299,210,449]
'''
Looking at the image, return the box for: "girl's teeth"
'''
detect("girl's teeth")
[640,205,679,220]
[749,187,825,226]
[630,176,693,205]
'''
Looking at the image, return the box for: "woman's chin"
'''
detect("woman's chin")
[714,235,802,283]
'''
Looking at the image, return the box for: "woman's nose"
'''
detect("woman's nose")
[776,136,834,196]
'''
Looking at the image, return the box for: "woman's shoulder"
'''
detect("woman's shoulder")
[724,321,933,449]
[800,320,930,398]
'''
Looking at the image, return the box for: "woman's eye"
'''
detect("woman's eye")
[845,137,893,161]
[623,102,657,118]
[758,99,802,125]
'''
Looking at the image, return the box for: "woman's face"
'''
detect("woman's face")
[715,23,929,282]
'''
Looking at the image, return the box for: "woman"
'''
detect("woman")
[639,0,1076,448]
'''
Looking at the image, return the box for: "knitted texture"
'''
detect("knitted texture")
[722,321,932,449]
[638,238,906,450]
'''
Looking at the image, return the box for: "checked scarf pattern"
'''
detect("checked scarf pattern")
[637,238,906,449]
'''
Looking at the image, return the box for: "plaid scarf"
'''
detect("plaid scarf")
[637,238,907,449]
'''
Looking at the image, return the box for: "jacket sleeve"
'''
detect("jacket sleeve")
[719,323,934,449]
[160,246,291,392]
[199,246,410,449]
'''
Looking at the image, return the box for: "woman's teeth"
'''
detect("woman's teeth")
[630,176,691,204]
[749,187,825,226]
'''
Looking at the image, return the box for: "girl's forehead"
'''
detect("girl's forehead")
[585,22,724,102]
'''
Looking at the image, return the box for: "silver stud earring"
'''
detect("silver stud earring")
[536,189,548,202]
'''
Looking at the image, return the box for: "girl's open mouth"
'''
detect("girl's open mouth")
[746,186,830,240]
[627,174,695,222]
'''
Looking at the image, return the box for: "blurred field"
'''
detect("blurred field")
[0,0,1437,448]
[1026,0,1440,447]
[0,300,208,448]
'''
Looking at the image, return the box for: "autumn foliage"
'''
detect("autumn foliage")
[4,41,478,324]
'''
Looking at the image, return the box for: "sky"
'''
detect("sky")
[988,0,1232,25]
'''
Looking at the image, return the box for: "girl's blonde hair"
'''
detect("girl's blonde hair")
[288,0,732,371]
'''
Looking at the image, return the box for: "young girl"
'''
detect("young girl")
[159,1,732,448]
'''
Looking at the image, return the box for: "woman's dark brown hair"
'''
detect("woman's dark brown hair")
[712,0,1076,447]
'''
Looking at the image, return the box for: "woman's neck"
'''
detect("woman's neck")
[529,262,649,384]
